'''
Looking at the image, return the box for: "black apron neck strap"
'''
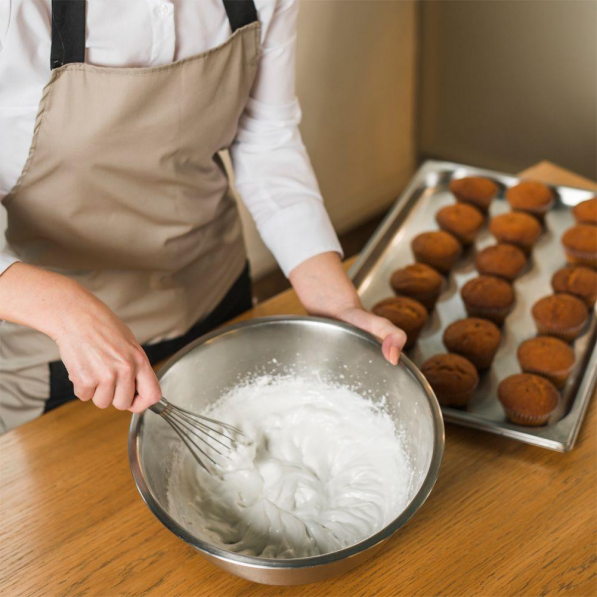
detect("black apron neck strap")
[222,0,259,32]
[50,0,86,70]
[49,0,258,71]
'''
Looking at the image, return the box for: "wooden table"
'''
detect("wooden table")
[1,162,595,597]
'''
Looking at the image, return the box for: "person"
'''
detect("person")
[0,0,406,433]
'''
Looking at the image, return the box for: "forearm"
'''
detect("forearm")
[0,262,85,340]
[289,252,406,365]
[0,262,161,412]
[289,252,360,317]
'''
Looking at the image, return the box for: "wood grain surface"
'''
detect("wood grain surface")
[0,162,595,597]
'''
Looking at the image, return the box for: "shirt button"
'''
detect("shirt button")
[155,3,171,17]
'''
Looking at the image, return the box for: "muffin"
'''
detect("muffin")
[517,336,575,389]
[551,265,597,308]
[489,212,542,254]
[411,231,462,274]
[420,353,479,408]
[506,181,554,223]
[497,373,559,426]
[561,224,597,268]
[435,203,484,245]
[449,176,498,214]
[390,263,443,311]
[572,197,597,226]
[460,275,515,325]
[531,293,589,343]
[372,296,428,349]
[475,243,527,281]
[443,317,501,371]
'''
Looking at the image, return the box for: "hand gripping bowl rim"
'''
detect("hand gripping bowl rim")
[128,315,445,571]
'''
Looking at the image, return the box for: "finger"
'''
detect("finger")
[369,316,407,345]
[92,378,116,409]
[71,379,96,401]
[112,368,136,411]
[74,385,96,401]
[381,334,405,365]
[128,365,162,414]
[335,308,407,365]
[390,345,399,365]
[360,315,407,364]
[68,368,96,401]
[370,321,406,366]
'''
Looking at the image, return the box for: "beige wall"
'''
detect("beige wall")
[417,0,597,180]
[239,0,418,277]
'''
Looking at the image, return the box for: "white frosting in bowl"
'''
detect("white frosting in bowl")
[166,376,413,559]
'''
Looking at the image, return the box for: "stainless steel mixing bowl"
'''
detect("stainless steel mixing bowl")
[129,316,444,585]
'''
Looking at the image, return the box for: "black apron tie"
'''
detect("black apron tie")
[223,0,259,32]
[50,0,259,70]
[50,0,86,69]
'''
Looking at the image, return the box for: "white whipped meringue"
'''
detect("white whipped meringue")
[167,376,412,559]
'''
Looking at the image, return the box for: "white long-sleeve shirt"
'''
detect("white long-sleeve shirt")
[0,0,342,277]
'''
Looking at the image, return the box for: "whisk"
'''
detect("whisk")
[150,398,249,472]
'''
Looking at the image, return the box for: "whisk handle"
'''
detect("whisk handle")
[149,397,169,415]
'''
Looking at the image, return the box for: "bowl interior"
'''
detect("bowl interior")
[133,317,442,561]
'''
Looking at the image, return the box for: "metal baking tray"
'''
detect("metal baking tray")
[350,160,596,452]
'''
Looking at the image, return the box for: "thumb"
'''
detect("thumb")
[338,308,407,365]
[370,315,407,365]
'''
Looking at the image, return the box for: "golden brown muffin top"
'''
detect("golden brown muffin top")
[517,336,575,374]
[531,293,588,329]
[498,373,559,417]
[372,296,428,330]
[421,353,478,395]
[551,265,597,304]
[449,177,498,202]
[572,197,597,226]
[390,263,443,295]
[443,317,501,354]
[411,231,462,259]
[436,203,484,235]
[561,224,597,253]
[506,181,554,210]
[461,275,514,309]
[489,212,542,244]
[475,243,527,280]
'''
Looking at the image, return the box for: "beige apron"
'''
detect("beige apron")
[0,11,260,432]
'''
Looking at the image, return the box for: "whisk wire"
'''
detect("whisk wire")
[170,403,245,436]
[149,397,249,473]
[168,410,229,457]
[169,409,237,452]
[168,424,217,471]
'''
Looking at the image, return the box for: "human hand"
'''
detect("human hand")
[331,304,406,365]
[289,252,407,365]
[52,286,162,412]
[0,263,161,412]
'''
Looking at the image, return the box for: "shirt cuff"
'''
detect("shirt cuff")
[257,199,343,277]
[0,253,20,276]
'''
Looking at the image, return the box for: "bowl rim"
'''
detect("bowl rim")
[128,315,444,569]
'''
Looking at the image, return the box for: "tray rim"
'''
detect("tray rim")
[349,159,597,452]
